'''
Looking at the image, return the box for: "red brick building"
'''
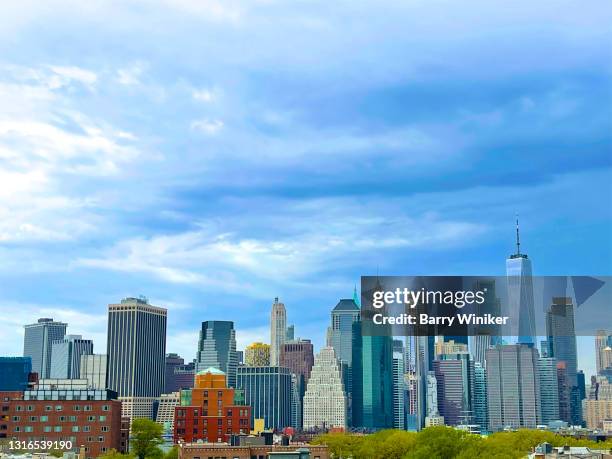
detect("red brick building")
[174,368,251,444]
[0,383,123,459]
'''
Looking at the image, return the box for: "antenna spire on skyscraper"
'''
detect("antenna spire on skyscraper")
[515,213,521,256]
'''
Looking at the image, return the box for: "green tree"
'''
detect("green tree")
[129,418,164,459]
[164,446,178,459]
[98,449,135,459]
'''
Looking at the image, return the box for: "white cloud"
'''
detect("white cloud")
[48,65,98,88]
[116,62,146,86]
[0,66,142,243]
[191,118,224,134]
[192,88,216,102]
[76,213,486,288]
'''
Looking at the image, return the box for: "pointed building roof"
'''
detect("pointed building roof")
[333,299,359,312]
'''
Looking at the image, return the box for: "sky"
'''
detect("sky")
[0,0,610,379]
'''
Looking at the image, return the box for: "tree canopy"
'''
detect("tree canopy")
[312,427,612,459]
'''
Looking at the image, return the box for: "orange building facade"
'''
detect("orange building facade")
[174,368,251,444]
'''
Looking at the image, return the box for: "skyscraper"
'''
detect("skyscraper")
[165,353,184,393]
[270,298,287,366]
[433,353,473,427]
[79,354,107,389]
[236,366,292,430]
[506,218,536,346]
[361,334,394,429]
[392,340,406,430]
[538,357,560,425]
[486,344,541,431]
[595,330,612,375]
[107,297,167,421]
[0,357,32,391]
[546,297,578,386]
[23,318,67,379]
[50,335,93,379]
[286,325,295,341]
[303,347,347,430]
[279,339,314,384]
[245,342,271,366]
[196,321,238,388]
[424,371,444,427]
[330,297,361,426]
[473,362,488,433]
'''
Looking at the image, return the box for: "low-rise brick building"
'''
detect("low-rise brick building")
[0,379,124,459]
[177,442,330,459]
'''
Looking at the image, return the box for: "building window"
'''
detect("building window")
[59,416,66,422]
[74,406,81,411]
[15,406,23,412]
[84,405,92,411]
[69,416,76,422]
[44,426,51,432]
[54,426,62,432]
[26,406,34,412]
[102,405,109,411]
[98,436,104,442]
[88,416,95,422]
[99,415,106,421]
[72,426,79,432]
[84,426,91,432]
[55,406,62,411]
[29,416,37,422]
[25,426,33,433]
[102,426,109,432]
[12,416,20,422]
[41,416,48,422]
[14,426,20,432]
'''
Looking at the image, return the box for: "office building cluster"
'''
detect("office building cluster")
[1,227,611,459]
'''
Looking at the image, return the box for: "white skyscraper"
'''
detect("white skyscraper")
[392,340,406,430]
[270,297,287,366]
[303,347,347,430]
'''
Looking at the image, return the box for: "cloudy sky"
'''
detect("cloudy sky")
[0,1,610,377]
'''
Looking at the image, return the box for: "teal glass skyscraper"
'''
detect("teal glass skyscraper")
[196,320,238,388]
[361,333,394,429]
[330,296,361,426]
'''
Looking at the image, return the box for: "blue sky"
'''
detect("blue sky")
[0,1,610,378]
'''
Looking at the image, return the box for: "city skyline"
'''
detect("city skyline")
[0,0,611,385]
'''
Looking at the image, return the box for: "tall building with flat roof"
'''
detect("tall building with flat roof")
[546,297,578,386]
[245,342,271,367]
[196,321,238,388]
[538,357,560,425]
[270,298,287,366]
[433,353,473,427]
[79,354,107,389]
[280,339,314,384]
[486,344,541,431]
[50,334,93,379]
[473,362,488,433]
[392,341,406,430]
[236,366,292,431]
[165,353,184,393]
[0,357,32,391]
[595,330,612,375]
[303,347,347,430]
[107,297,167,422]
[23,318,67,379]
[330,297,361,427]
